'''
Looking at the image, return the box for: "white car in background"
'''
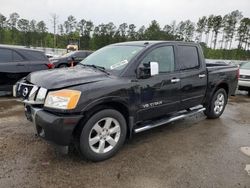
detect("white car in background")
[238,62,250,95]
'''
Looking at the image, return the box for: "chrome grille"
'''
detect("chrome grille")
[240,75,250,79]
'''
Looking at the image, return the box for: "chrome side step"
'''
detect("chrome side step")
[134,107,206,133]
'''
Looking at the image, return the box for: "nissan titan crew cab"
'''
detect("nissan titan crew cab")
[14,41,239,161]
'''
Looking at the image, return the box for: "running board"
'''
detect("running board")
[134,107,206,133]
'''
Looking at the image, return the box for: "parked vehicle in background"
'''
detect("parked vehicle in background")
[238,62,250,95]
[14,41,238,161]
[0,46,53,92]
[50,50,92,68]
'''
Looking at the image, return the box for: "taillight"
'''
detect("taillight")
[46,61,55,69]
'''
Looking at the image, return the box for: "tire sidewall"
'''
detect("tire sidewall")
[79,109,127,161]
[208,88,228,118]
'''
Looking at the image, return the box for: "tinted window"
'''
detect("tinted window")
[75,51,87,58]
[13,51,24,61]
[178,46,199,70]
[141,46,175,73]
[0,48,12,62]
[20,50,47,61]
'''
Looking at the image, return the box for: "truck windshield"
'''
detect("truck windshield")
[240,62,250,70]
[80,45,144,71]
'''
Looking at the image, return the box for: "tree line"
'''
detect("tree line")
[0,10,249,60]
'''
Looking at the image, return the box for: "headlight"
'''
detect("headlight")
[36,88,47,102]
[44,89,81,110]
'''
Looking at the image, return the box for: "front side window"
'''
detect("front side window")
[178,46,199,70]
[140,46,175,73]
[80,45,144,71]
[0,49,12,62]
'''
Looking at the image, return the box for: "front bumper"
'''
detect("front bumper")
[238,79,250,91]
[26,105,83,146]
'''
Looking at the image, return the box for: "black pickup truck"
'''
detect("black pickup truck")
[14,41,238,161]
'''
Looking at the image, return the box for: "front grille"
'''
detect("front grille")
[16,82,46,105]
[17,82,35,99]
[240,75,250,79]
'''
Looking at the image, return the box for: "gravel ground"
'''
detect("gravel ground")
[0,93,250,188]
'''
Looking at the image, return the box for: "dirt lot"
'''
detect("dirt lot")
[0,93,250,188]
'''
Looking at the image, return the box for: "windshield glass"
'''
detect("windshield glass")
[80,45,144,71]
[240,62,250,70]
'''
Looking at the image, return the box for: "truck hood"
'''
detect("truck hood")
[26,66,109,89]
[240,69,250,76]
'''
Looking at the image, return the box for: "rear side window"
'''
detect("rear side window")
[13,51,24,61]
[0,48,12,62]
[140,46,175,73]
[20,50,47,61]
[178,46,199,70]
[75,51,87,58]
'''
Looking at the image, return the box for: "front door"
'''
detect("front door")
[136,45,181,121]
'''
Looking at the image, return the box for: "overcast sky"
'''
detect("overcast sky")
[1,0,250,31]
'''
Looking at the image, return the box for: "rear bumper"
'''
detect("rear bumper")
[26,105,83,146]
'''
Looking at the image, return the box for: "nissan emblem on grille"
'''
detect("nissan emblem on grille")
[22,87,29,97]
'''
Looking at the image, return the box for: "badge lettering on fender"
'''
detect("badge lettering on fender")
[142,101,163,109]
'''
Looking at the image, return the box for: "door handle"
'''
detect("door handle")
[17,64,25,66]
[171,78,180,83]
[199,74,206,78]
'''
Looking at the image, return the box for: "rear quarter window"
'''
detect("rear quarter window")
[178,46,199,70]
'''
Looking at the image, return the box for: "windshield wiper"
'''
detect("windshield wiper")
[81,64,110,75]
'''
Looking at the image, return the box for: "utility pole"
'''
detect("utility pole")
[50,14,58,51]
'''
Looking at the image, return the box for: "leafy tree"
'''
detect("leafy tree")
[127,24,136,40]
[137,25,145,40]
[0,13,7,43]
[223,10,243,49]
[236,18,250,50]
[211,15,222,49]
[37,21,47,46]
[17,18,29,45]
[196,16,207,42]
[144,20,162,40]
[8,12,20,44]
[205,15,214,45]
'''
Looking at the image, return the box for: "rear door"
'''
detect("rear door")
[0,48,29,89]
[21,50,49,72]
[74,51,87,63]
[177,45,207,109]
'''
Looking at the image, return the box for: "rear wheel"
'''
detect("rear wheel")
[58,64,68,68]
[79,109,127,161]
[204,88,228,119]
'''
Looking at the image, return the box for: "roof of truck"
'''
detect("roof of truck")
[112,40,197,47]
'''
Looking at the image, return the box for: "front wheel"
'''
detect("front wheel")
[79,109,127,162]
[204,88,228,119]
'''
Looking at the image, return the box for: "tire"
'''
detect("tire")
[58,64,68,68]
[204,88,228,119]
[79,109,127,162]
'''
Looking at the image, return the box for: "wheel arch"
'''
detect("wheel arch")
[73,98,131,141]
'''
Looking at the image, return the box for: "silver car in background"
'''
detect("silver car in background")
[238,62,250,95]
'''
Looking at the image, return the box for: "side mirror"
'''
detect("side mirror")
[150,62,159,76]
[137,62,159,79]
